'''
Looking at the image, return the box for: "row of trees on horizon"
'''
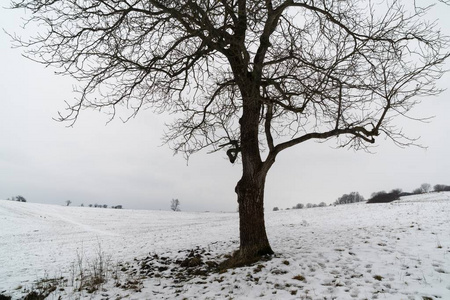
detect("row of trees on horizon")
[5,195,26,202]
[274,183,450,211]
[5,182,449,212]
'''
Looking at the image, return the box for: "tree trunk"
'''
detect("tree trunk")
[236,173,274,261]
[232,87,274,264]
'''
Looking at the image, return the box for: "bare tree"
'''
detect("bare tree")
[171,199,181,212]
[10,0,449,264]
[334,192,364,205]
[420,183,432,193]
[66,200,72,206]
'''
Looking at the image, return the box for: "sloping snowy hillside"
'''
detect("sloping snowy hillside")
[1,193,449,299]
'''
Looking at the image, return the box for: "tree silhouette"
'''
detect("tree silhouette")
[420,183,432,193]
[171,199,181,211]
[11,0,449,264]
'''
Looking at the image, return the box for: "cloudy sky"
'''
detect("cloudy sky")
[1,3,449,212]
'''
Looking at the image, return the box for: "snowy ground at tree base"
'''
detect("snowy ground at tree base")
[0,192,449,300]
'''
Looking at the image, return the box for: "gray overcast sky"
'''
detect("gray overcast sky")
[1,3,449,212]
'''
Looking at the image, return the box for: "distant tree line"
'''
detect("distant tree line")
[7,195,26,202]
[81,203,123,209]
[274,182,450,210]
[433,184,450,192]
[334,192,364,205]
[273,202,327,211]
[293,202,327,210]
[367,183,450,203]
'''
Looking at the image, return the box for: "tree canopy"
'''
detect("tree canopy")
[11,0,449,156]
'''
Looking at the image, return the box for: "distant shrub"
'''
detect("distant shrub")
[367,191,399,203]
[11,195,27,202]
[390,189,402,196]
[412,188,423,195]
[292,203,304,209]
[112,205,123,209]
[434,184,450,192]
[371,191,386,198]
[318,202,327,207]
[273,207,279,211]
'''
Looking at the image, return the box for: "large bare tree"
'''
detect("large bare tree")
[10,0,449,264]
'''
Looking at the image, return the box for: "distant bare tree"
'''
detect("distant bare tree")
[171,199,181,212]
[420,183,432,193]
[10,0,450,264]
[335,192,365,205]
[66,200,72,206]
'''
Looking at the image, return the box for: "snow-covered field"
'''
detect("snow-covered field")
[1,193,449,299]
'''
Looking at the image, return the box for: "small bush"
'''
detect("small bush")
[9,195,27,202]
[373,275,383,281]
[292,275,306,282]
[292,203,304,209]
[412,188,423,195]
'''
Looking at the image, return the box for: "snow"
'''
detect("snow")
[1,194,449,299]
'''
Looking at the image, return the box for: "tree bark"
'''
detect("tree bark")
[236,173,274,261]
[233,88,274,263]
